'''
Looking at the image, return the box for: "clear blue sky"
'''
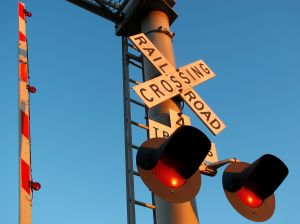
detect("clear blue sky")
[1,0,299,223]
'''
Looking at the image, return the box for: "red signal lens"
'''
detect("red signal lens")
[151,158,186,188]
[30,181,41,191]
[236,186,263,208]
[28,86,37,93]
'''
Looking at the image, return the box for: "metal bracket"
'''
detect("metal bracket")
[200,158,240,177]
[145,26,175,38]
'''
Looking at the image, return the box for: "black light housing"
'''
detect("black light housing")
[137,125,211,203]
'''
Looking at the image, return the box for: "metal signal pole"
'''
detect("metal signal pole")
[140,10,200,224]
[66,1,201,223]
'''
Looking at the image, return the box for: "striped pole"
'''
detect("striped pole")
[18,2,33,224]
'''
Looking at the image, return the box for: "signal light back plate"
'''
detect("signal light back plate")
[138,163,201,203]
[222,162,275,222]
[137,137,201,203]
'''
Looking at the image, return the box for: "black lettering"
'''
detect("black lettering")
[134,36,147,46]
[159,63,168,74]
[153,57,162,61]
[176,117,185,126]
[140,88,154,102]
[191,66,204,78]
[201,111,211,121]
[153,127,159,137]
[170,75,183,89]
[186,69,196,81]
[160,80,173,93]
[179,71,191,84]
[210,119,221,129]
[163,131,169,138]
[183,90,196,102]
[200,63,210,74]
[149,84,164,98]
[143,48,155,57]
[194,101,204,110]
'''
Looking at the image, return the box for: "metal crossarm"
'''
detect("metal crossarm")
[66,0,127,22]
[130,98,146,108]
[135,200,156,210]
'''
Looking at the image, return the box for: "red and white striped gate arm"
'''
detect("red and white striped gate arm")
[18,2,32,224]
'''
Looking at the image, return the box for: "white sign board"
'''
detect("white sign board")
[148,119,173,139]
[169,109,191,128]
[204,143,218,163]
[181,89,225,135]
[129,33,226,136]
[129,33,180,78]
[130,33,216,108]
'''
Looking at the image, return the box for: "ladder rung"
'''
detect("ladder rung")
[127,53,142,63]
[129,60,143,70]
[130,98,146,108]
[129,78,141,85]
[132,144,139,150]
[128,42,138,51]
[135,200,156,209]
[133,171,140,176]
[131,121,149,130]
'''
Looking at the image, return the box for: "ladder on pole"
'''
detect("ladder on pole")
[121,36,157,224]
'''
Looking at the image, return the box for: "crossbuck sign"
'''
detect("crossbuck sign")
[129,33,225,135]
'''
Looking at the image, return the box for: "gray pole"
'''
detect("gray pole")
[140,10,200,224]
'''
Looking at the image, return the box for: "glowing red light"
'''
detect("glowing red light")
[236,186,263,208]
[30,181,41,191]
[28,86,37,93]
[151,159,186,188]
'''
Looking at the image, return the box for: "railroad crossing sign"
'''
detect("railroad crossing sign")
[129,33,225,135]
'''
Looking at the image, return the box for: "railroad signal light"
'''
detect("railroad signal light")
[24,10,32,17]
[222,154,288,222]
[235,186,263,208]
[136,125,211,203]
[30,181,41,191]
[27,85,37,93]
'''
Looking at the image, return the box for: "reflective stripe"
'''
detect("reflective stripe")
[19,63,28,82]
[21,111,29,139]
